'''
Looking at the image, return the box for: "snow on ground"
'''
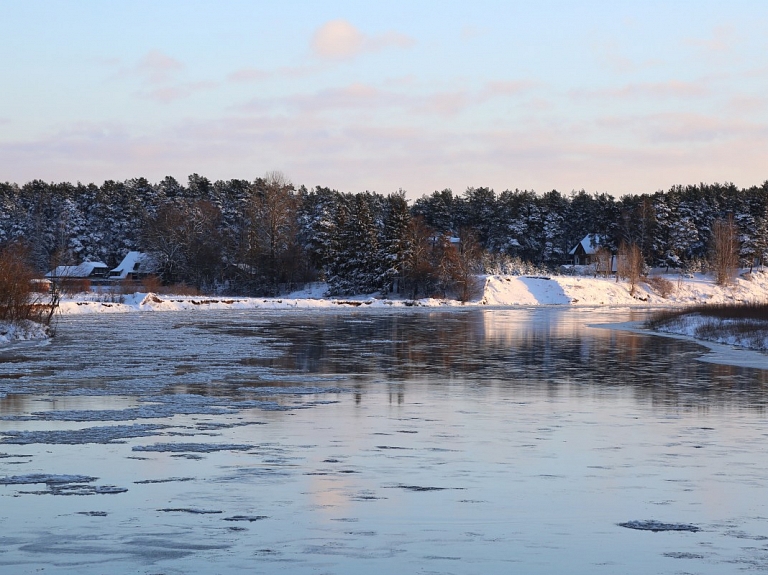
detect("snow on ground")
[51,270,768,316]
[4,271,767,346]
[483,271,768,306]
[0,320,50,345]
[654,314,768,352]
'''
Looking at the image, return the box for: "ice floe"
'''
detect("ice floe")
[617,520,700,532]
[0,424,168,445]
[132,442,253,453]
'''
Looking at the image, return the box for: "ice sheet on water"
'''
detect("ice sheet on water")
[158,508,223,514]
[132,442,253,453]
[618,520,700,532]
[0,473,127,496]
[21,484,128,496]
[0,389,319,426]
[193,420,266,430]
[0,423,168,445]
[386,484,461,492]
[1,404,231,422]
[663,551,705,559]
[236,385,349,395]
[134,477,195,484]
[0,473,97,485]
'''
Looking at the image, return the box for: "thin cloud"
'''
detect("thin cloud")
[483,80,538,97]
[591,40,662,75]
[139,81,217,104]
[2,108,767,199]
[227,65,313,83]
[573,79,709,101]
[724,94,768,115]
[228,68,269,83]
[237,78,537,117]
[311,19,414,60]
[460,25,481,41]
[685,25,736,54]
[136,50,184,84]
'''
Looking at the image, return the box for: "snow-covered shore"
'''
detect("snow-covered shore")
[653,314,768,352]
[53,270,768,315]
[4,271,767,347]
[0,320,50,345]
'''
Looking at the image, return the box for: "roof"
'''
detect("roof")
[45,261,109,278]
[110,252,157,279]
[569,234,605,256]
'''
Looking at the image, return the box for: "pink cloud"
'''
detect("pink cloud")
[136,50,184,84]
[227,65,313,83]
[227,68,269,83]
[2,88,765,200]
[236,77,537,118]
[139,81,217,104]
[685,25,736,54]
[311,19,414,60]
[573,79,709,101]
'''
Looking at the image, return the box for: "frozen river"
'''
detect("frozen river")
[1,307,768,574]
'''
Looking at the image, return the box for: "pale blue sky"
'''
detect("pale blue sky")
[1,1,766,197]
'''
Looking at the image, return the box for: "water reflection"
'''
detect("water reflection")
[1,308,767,418]
[231,309,768,412]
[2,308,768,575]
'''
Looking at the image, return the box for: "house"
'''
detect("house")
[569,235,619,274]
[109,252,157,281]
[45,261,110,281]
[569,234,606,266]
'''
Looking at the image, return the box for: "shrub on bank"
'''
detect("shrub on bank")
[0,243,55,326]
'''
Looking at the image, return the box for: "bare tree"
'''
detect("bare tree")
[0,242,57,326]
[434,228,482,302]
[593,246,612,277]
[244,171,300,294]
[711,216,739,286]
[617,241,644,295]
[402,216,438,299]
[143,200,223,290]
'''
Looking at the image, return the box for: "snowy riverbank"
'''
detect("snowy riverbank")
[654,314,768,352]
[53,270,768,315]
[0,320,50,345]
[4,271,767,347]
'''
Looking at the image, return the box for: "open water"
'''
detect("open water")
[1,307,768,574]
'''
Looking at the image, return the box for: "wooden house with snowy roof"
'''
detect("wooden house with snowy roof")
[569,234,605,266]
[109,252,157,281]
[45,261,110,281]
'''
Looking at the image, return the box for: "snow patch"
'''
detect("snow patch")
[0,320,50,345]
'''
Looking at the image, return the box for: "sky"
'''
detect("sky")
[1,0,767,198]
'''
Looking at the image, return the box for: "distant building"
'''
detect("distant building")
[569,234,606,266]
[569,235,619,273]
[45,261,110,281]
[109,252,157,280]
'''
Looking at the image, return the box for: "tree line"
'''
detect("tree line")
[1,174,766,297]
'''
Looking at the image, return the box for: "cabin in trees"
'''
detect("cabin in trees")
[569,234,618,274]
[569,234,605,266]
[109,251,157,281]
[45,261,111,290]
[45,261,110,281]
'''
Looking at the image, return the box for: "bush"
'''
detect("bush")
[59,278,91,295]
[0,243,54,325]
[645,275,674,298]
[140,275,162,293]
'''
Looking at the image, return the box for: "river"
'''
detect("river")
[1,307,768,574]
